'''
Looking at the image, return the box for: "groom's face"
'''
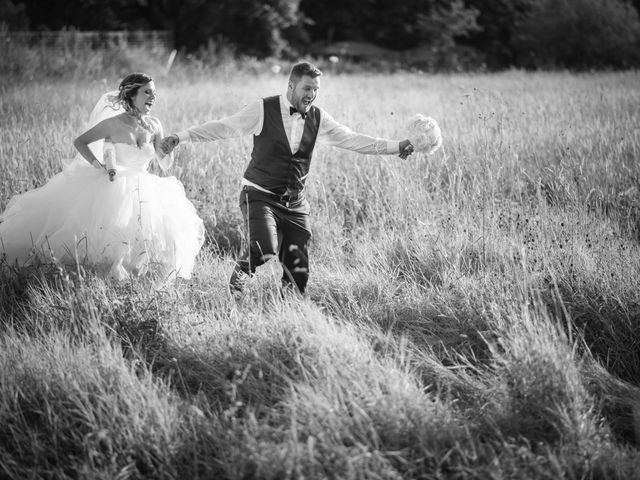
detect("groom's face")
[288,75,320,114]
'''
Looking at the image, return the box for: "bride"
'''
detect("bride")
[0,72,205,281]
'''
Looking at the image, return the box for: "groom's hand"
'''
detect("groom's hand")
[398,139,414,160]
[160,135,179,155]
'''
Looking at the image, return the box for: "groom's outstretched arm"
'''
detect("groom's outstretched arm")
[161,100,263,155]
[316,109,414,159]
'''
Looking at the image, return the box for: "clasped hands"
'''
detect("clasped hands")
[160,135,180,155]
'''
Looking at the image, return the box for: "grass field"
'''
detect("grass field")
[1,68,640,479]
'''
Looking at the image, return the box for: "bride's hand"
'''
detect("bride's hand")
[90,159,115,181]
[91,159,106,170]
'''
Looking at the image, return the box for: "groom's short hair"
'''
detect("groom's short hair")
[290,62,323,83]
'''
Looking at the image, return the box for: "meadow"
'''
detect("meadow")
[1,67,640,479]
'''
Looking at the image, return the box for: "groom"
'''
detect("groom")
[161,61,415,296]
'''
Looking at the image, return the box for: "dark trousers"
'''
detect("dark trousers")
[234,187,312,293]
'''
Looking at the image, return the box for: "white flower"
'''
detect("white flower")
[407,114,442,155]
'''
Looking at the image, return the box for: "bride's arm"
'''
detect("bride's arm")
[149,117,173,171]
[74,119,112,170]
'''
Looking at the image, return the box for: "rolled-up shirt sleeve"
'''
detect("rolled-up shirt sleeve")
[176,100,263,143]
[317,109,399,155]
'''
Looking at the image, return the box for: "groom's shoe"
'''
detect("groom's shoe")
[229,263,250,298]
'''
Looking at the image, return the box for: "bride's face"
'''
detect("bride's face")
[132,81,156,115]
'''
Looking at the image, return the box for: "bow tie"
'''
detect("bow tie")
[289,106,306,119]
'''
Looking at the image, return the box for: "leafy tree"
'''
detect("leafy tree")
[0,0,28,30]
[9,0,640,68]
[369,0,479,51]
[299,0,374,44]
[16,0,305,57]
[512,0,640,69]
[301,0,478,51]
[172,0,305,57]
[411,0,480,68]
[20,0,132,30]
[462,0,536,69]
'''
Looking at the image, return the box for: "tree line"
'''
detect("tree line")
[2,0,640,70]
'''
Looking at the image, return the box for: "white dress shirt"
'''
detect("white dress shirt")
[175,95,400,191]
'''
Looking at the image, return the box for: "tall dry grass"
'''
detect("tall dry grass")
[1,68,640,478]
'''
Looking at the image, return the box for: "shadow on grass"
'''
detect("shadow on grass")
[0,263,88,334]
[316,276,493,360]
[0,267,32,319]
[543,283,640,445]
[145,340,298,420]
[0,263,166,342]
[0,263,297,422]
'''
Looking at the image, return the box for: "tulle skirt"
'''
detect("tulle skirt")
[0,163,205,281]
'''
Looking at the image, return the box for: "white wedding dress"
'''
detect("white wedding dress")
[0,141,205,281]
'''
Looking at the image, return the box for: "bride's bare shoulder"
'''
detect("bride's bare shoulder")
[95,114,127,129]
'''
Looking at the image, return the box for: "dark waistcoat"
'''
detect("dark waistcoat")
[243,95,320,195]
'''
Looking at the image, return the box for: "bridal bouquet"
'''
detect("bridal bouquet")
[407,114,442,155]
